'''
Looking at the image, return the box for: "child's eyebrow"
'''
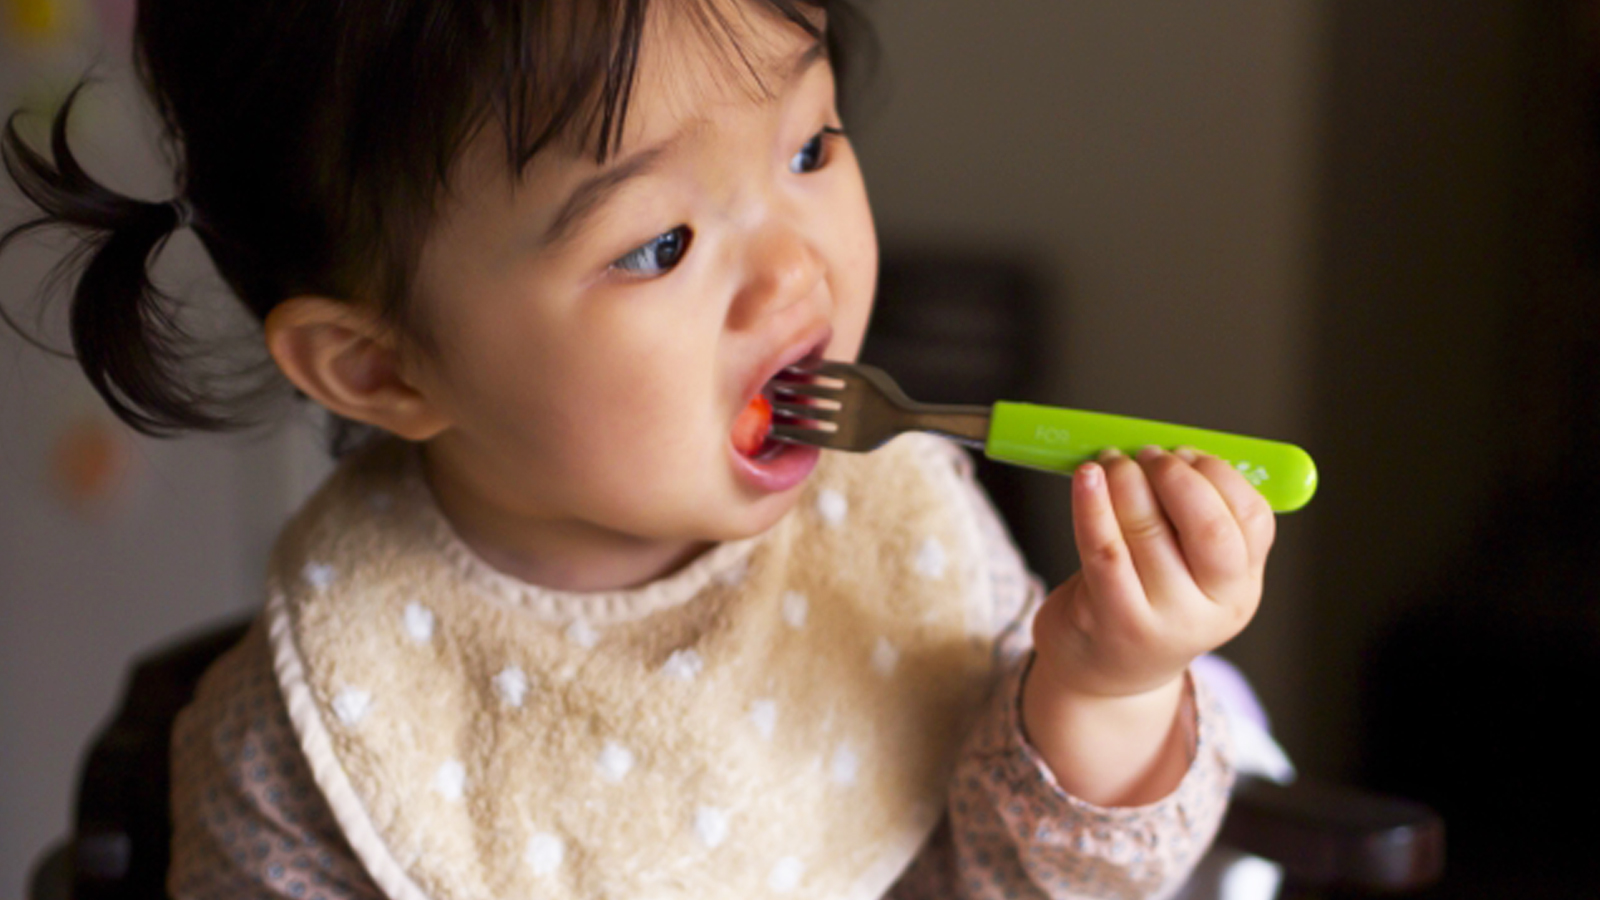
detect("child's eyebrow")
[538,39,828,250]
[542,142,676,248]
[787,38,829,82]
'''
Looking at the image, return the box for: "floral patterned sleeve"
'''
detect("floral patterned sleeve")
[168,620,386,900]
[889,656,1233,900]
[886,449,1237,900]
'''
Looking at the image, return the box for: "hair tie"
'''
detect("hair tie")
[167,198,194,230]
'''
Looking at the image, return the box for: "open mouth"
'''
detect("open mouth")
[732,338,830,461]
[728,388,822,493]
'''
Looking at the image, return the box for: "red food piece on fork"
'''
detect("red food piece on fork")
[732,394,773,456]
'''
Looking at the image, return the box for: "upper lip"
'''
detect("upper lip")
[742,326,833,413]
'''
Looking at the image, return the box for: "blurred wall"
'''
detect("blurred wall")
[0,41,331,894]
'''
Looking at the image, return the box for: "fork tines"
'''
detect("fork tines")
[768,362,849,449]
[770,360,993,452]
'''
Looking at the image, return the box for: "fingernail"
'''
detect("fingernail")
[1099,447,1124,462]
[1174,446,1199,463]
[1137,445,1164,462]
[1076,462,1102,489]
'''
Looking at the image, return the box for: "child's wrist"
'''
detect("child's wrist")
[1022,662,1186,739]
[1026,630,1192,703]
[1020,658,1191,806]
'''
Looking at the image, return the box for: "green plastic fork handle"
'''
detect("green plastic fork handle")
[984,402,1318,512]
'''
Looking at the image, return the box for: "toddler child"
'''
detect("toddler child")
[1,1,1274,897]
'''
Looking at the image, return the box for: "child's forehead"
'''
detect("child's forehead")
[496,3,822,176]
[628,0,825,137]
[436,0,827,236]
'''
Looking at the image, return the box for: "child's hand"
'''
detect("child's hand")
[1021,445,1275,804]
[1033,445,1274,698]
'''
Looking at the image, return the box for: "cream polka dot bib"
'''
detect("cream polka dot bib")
[265,434,1001,900]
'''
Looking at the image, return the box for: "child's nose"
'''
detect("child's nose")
[725,222,825,331]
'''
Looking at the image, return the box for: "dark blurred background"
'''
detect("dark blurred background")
[854,3,1600,897]
[3,1,1597,896]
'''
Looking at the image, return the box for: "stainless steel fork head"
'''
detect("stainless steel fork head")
[768,361,989,452]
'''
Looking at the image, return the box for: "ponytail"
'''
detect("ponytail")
[0,83,229,435]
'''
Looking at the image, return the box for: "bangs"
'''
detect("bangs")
[497,0,830,169]
[331,0,867,331]
[337,0,845,197]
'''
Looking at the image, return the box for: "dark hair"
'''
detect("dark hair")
[0,0,875,436]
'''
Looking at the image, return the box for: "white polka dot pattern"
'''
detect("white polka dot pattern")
[431,759,466,801]
[565,619,599,649]
[402,603,434,643]
[829,743,859,786]
[913,537,947,579]
[597,741,634,782]
[493,666,528,707]
[713,558,750,587]
[748,699,777,740]
[693,806,729,849]
[660,648,703,681]
[781,591,808,628]
[303,562,337,591]
[524,833,565,877]
[331,688,372,726]
[815,488,848,526]
[768,856,805,893]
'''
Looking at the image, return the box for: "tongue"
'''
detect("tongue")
[732,394,774,457]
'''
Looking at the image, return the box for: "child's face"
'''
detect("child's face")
[405,3,876,580]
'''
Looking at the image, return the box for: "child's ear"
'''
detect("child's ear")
[264,297,452,441]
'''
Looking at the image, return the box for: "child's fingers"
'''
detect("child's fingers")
[1142,448,1250,600]
[1181,449,1277,570]
[1099,448,1194,609]
[1070,460,1153,629]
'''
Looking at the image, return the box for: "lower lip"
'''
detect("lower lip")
[730,438,821,493]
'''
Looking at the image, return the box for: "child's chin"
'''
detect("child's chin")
[710,486,810,542]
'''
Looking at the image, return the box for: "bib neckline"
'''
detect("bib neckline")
[393,442,769,626]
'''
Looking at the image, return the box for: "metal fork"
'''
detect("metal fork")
[769,361,991,451]
[769,360,1318,512]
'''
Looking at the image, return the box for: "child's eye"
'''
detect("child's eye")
[789,126,845,175]
[611,225,693,276]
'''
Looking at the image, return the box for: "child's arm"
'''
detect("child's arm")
[891,441,1260,899]
[1019,664,1191,807]
[890,640,1234,900]
[1023,445,1270,806]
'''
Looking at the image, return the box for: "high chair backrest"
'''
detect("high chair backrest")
[42,618,252,900]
